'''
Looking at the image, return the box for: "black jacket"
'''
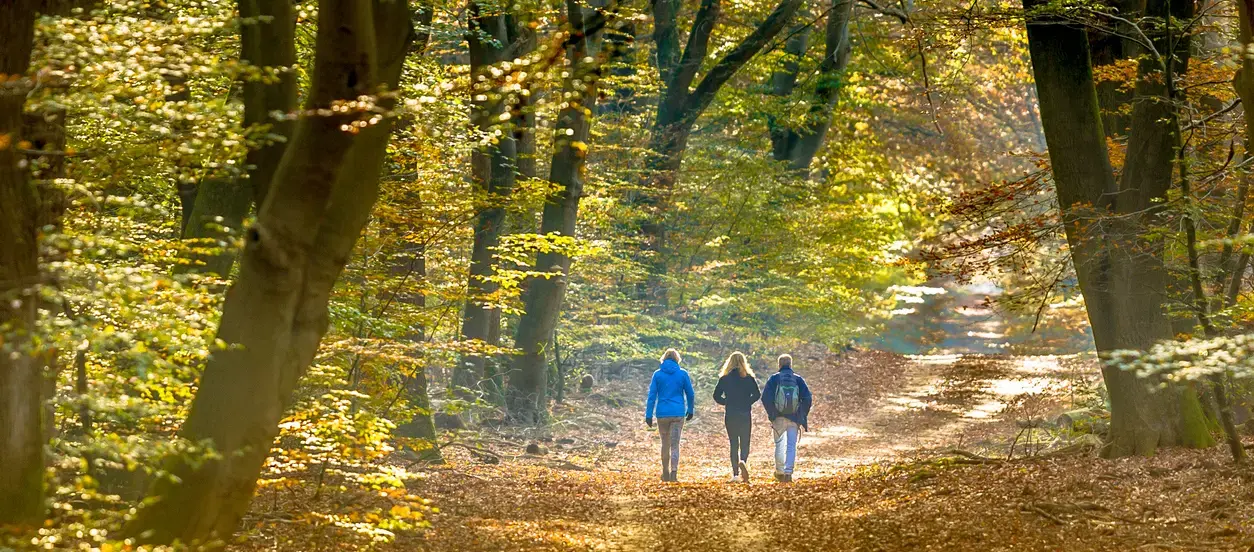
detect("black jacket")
[713,373,762,416]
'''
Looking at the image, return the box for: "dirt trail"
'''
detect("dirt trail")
[400,350,1254,552]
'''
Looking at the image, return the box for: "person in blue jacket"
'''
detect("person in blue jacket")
[761,353,812,482]
[645,348,695,482]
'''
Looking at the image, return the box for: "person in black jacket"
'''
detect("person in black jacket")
[712,351,761,482]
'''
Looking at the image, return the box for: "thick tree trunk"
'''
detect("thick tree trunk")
[506,0,601,424]
[457,5,518,397]
[126,0,399,544]
[0,0,45,528]
[1024,0,1211,457]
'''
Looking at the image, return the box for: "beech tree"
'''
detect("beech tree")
[505,0,607,423]
[1024,0,1213,457]
[0,0,45,528]
[636,0,806,307]
[125,0,415,542]
[768,0,855,173]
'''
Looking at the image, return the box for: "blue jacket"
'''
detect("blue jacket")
[761,367,812,428]
[645,359,695,420]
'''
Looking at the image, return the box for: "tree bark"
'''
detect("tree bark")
[506,0,602,424]
[457,3,518,398]
[0,0,46,528]
[636,0,806,308]
[240,0,298,208]
[768,0,854,173]
[126,0,407,544]
[1024,0,1212,457]
[178,0,298,277]
[179,178,253,276]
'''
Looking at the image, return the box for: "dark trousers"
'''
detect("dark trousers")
[725,413,752,474]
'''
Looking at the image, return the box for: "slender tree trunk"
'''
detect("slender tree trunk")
[179,0,298,276]
[506,0,602,423]
[457,4,518,398]
[126,0,401,543]
[0,0,45,527]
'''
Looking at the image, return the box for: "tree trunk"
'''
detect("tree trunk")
[636,0,805,309]
[178,178,253,276]
[126,0,402,544]
[240,0,298,208]
[768,25,811,161]
[457,4,518,398]
[506,0,601,424]
[769,0,854,173]
[0,0,45,528]
[177,0,298,277]
[1024,0,1211,457]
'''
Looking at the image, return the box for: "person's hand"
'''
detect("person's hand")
[646,417,654,428]
[686,411,694,422]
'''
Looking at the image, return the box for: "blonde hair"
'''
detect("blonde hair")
[661,348,682,363]
[719,351,755,378]
[778,354,793,369]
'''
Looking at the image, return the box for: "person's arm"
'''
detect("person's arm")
[645,372,658,423]
[713,377,727,406]
[798,376,813,430]
[748,378,762,404]
[684,372,695,419]
[761,375,778,420]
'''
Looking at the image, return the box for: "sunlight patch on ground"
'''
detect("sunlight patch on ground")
[985,377,1055,397]
[905,354,961,365]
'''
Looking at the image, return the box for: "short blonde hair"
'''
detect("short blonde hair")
[719,351,755,378]
[661,348,682,363]
[778,354,793,369]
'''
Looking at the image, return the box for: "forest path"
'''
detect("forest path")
[400,350,1254,552]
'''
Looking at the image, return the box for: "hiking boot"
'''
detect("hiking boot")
[739,461,750,483]
[774,472,785,482]
[670,471,678,482]
[782,474,793,483]
[661,470,670,482]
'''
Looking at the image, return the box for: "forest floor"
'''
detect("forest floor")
[247,349,1254,551]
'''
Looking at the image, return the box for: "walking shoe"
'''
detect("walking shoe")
[669,471,678,482]
[729,474,740,482]
[661,470,670,482]
[739,461,750,483]
[774,472,785,482]
[782,474,793,483]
